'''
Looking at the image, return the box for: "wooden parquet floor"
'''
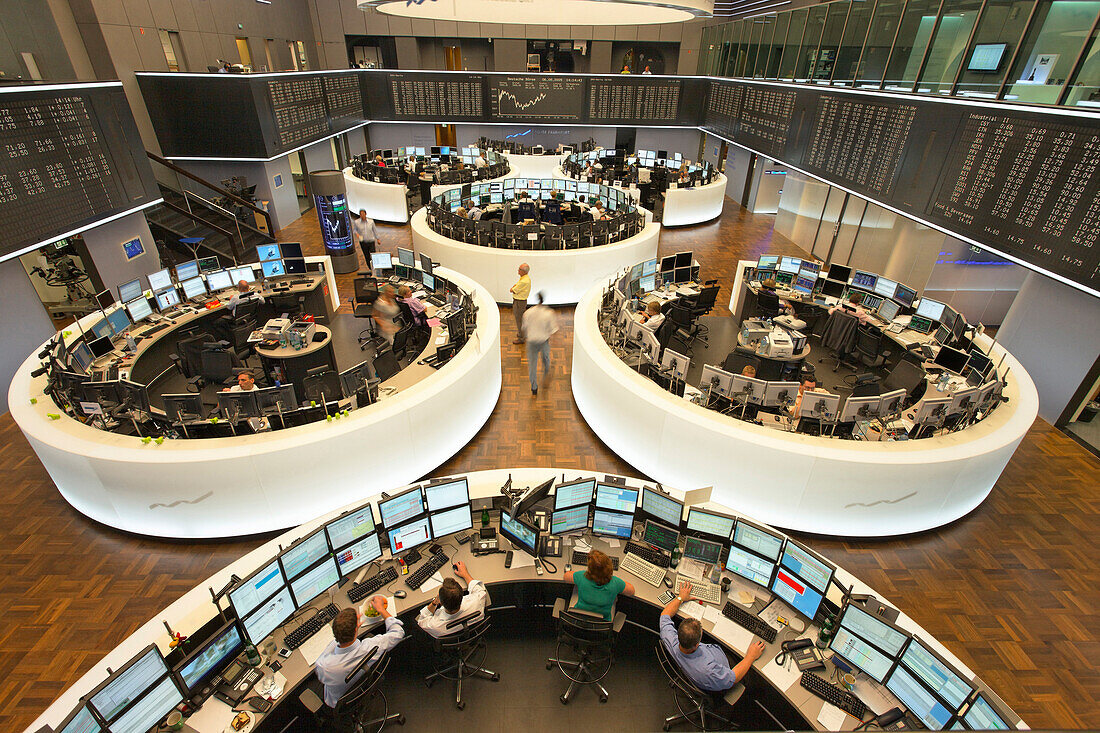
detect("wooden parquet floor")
[1,204,1097,731]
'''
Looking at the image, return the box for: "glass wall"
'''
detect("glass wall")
[697,0,1100,107]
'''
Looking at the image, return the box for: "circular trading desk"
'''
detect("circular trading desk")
[560,149,726,227]
[411,181,661,305]
[571,278,1039,538]
[27,468,1024,733]
[9,268,501,539]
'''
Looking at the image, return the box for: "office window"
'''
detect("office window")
[296,40,310,71]
[1065,24,1100,105]
[796,5,829,79]
[780,8,810,78]
[818,1,852,82]
[724,20,746,76]
[883,0,942,91]
[264,38,276,72]
[955,0,1036,96]
[858,0,906,86]
[1005,0,1100,104]
[288,40,299,70]
[159,30,183,72]
[918,0,983,94]
[834,0,876,85]
[765,12,791,78]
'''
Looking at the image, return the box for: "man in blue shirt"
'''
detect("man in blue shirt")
[315,597,405,709]
[660,582,765,706]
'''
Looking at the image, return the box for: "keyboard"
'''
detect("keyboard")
[570,551,619,570]
[283,603,339,650]
[406,551,449,590]
[621,553,666,587]
[624,541,670,567]
[721,601,778,643]
[677,576,721,604]
[347,566,399,603]
[800,672,867,719]
[142,322,171,337]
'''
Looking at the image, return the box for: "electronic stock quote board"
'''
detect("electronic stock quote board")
[703,79,1100,296]
[0,83,160,262]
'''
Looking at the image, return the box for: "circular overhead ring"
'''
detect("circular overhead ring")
[363,0,708,26]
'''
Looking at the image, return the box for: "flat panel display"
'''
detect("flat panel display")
[592,508,633,539]
[388,515,431,555]
[279,529,330,580]
[334,532,382,575]
[429,505,473,537]
[595,483,638,513]
[725,545,775,587]
[551,505,590,534]
[685,507,735,540]
[241,585,294,645]
[378,486,425,527]
[423,478,469,512]
[228,560,285,619]
[491,75,584,120]
[325,506,376,550]
[640,487,683,526]
[554,478,595,509]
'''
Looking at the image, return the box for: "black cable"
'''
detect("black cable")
[540,557,558,574]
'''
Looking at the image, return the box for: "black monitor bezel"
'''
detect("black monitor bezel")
[499,508,541,557]
[638,486,684,528]
[642,518,680,553]
[377,484,426,529]
[171,619,244,693]
[682,535,724,564]
[550,504,591,534]
[277,525,332,582]
[422,476,471,513]
[684,506,736,542]
[594,482,639,513]
[553,477,595,510]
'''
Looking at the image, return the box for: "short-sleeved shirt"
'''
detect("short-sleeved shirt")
[659,615,737,692]
[512,274,532,301]
[572,571,626,620]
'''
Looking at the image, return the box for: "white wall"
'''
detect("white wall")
[635,127,700,158]
[997,272,1100,423]
[368,123,437,152]
[79,212,160,289]
[0,259,57,414]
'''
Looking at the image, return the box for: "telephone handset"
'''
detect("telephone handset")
[779,638,826,671]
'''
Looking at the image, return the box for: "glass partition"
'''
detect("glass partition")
[797,5,830,79]
[834,0,877,85]
[1005,0,1100,104]
[1064,24,1100,105]
[917,0,983,93]
[883,0,943,91]
[955,0,1036,96]
[819,1,852,82]
[858,0,905,86]
[780,8,810,78]
[744,16,765,78]
[755,15,779,77]
[767,12,792,77]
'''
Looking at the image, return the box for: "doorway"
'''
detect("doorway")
[288,152,312,214]
[1061,362,1100,458]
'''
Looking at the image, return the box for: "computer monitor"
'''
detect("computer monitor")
[642,258,658,277]
[181,276,207,300]
[699,364,734,399]
[161,393,204,423]
[894,284,917,308]
[731,374,766,405]
[554,478,595,510]
[198,255,221,273]
[915,297,946,321]
[965,351,993,379]
[733,518,784,561]
[879,388,906,417]
[899,637,974,712]
[281,242,303,259]
[278,527,330,581]
[94,289,115,311]
[397,247,415,268]
[118,277,143,303]
[960,694,1011,730]
[638,273,656,293]
[206,269,234,292]
[55,705,102,733]
[821,279,847,299]
[762,381,800,408]
[850,270,877,290]
[155,288,181,311]
[512,477,555,519]
[839,394,880,422]
[934,345,970,375]
[500,509,540,557]
[388,514,432,555]
[69,341,94,374]
[594,483,638,513]
[861,293,884,312]
[834,601,907,654]
[421,272,436,293]
[419,253,434,274]
[241,585,294,644]
[826,264,852,282]
[424,477,470,512]
[334,532,383,576]
[228,265,256,284]
[885,663,956,730]
[89,645,176,723]
[289,555,340,606]
[261,259,285,278]
[639,486,683,527]
[174,621,244,694]
[591,508,633,539]
[874,276,898,298]
[771,540,834,621]
[106,306,130,336]
[257,243,281,262]
[660,349,689,381]
[551,504,590,534]
[684,507,735,541]
[326,505,376,550]
[378,485,425,528]
[660,255,676,273]
[638,519,677,553]
[878,299,901,323]
[429,504,473,537]
[674,251,692,268]
[371,252,393,271]
[682,536,723,564]
[778,256,801,274]
[125,297,153,323]
[908,314,934,334]
[216,390,260,420]
[792,275,816,295]
[829,624,898,683]
[255,384,296,415]
[175,260,200,281]
[148,268,172,292]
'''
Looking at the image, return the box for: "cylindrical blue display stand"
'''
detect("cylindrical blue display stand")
[309,169,359,274]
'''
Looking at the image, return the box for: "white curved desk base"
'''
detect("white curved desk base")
[409,208,660,306]
[570,282,1038,537]
[342,167,409,223]
[9,269,501,539]
[663,173,727,227]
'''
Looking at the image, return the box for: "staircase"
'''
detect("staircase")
[144,152,276,270]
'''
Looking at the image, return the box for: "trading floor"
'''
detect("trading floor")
[2,201,1098,732]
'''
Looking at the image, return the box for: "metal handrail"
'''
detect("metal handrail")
[146,151,275,235]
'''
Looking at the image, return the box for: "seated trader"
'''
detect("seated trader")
[740,365,757,378]
[757,278,796,320]
[227,280,264,316]
[397,285,427,325]
[639,300,665,330]
[417,560,489,637]
[315,598,405,709]
[661,582,766,707]
[475,153,487,169]
[465,199,483,220]
[790,376,820,417]
[222,369,257,393]
[829,292,873,325]
[565,549,635,620]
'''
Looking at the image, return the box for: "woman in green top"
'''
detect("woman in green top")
[567,549,636,620]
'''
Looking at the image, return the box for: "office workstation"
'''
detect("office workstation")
[572,258,1038,537]
[560,148,726,226]
[28,469,1024,733]
[411,179,660,305]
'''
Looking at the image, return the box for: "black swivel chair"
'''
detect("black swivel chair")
[687,285,720,343]
[423,612,500,710]
[353,276,379,350]
[722,351,761,377]
[655,642,742,731]
[302,367,343,405]
[547,597,626,704]
[516,199,538,222]
[884,357,927,407]
[299,643,406,732]
[669,303,699,355]
[756,289,782,321]
[199,342,243,387]
[544,199,564,225]
[562,223,581,250]
[819,308,860,372]
[854,324,891,369]
[169,333,209,391]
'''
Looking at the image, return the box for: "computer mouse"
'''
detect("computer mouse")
[564,564,572,572]
[663,577,674,588]
[394,590,407,599]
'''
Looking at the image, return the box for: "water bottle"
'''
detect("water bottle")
[670,546,682,569]
[481,508,490,528]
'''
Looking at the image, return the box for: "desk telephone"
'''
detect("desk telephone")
[779,638,826,672]
[213,655,264,706]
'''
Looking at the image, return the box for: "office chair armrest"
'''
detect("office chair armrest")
[552,597,567,619]
[612,611,626,634]
[298,687,324,714]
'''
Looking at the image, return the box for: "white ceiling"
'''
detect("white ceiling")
[367,0,708,26]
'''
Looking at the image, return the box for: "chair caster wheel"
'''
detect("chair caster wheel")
[560,695,569,705]
[397,715,406,725]
[663,724,672,732]
[599,695,608,703]
[456,701,465,711]
[425,680,433,688]
[492,673,500,681]
[546,663,553,670]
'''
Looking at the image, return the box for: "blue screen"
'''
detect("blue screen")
[592,509,632,538]
[106,307,130,336]
[771,567,825,620]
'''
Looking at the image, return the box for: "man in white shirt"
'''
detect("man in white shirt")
[315,600,405,709]
[221,370,266,431]
[353,209,379,264]
[639,300,664,331]
[522,291,559,395]
[465,199,483,220]
[475,154,487,169]
[418,561,490,637]
[227,280,264,316]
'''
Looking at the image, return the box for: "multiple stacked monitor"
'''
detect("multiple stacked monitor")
[351,146,509,185]
[561,148,719,188]
[614,251,700,296]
